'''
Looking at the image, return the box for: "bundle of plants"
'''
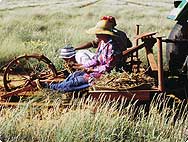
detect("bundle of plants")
[92,70,155,91]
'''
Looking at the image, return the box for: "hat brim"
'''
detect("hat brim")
[59,54,75,59]
[59,53,75,59]
[86,27,115,36]
[60,51,76,56]
[60,48,75,52]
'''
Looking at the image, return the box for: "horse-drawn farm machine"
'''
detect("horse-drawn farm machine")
[0,0,188,107]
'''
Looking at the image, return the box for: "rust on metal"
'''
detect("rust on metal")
[88,90,159,101]
[136,24,140,46]
[157,37,164,92]
[145,48,158,71]
[123,32,157,56]
[135,32,157,41]
[3,54,58,92]
[1,84,37,99]
[123,43,145,56]
[135,24,140,59]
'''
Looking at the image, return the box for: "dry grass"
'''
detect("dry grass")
[1,1,187,141]
[0,0,175,69]
[0,94,188,142]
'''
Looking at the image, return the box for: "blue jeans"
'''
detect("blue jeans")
[49,71,90,92]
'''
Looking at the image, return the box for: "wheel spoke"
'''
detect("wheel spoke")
[8,78,28,82]
[3,54,57,92]
[24,59,36,75]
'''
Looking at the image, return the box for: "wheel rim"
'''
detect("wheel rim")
[3,54,57,92]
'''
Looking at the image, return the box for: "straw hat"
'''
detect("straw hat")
[100,16,117,27]
[86,20,115,36]
[59,45,76,59]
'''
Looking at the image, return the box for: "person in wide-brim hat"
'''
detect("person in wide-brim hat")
[86,20,116,36]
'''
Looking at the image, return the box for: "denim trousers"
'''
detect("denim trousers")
[49,71,90,92]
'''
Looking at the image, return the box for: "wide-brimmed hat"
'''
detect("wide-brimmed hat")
[59,45,76,59]
[86,20,115,36]
[100,16,117,27]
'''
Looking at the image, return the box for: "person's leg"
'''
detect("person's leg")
[49,73,89,92]
[65,71,85,81]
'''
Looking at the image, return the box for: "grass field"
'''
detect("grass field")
[1,0,188,141]
[0,95,188,142]
[0,0,174,69]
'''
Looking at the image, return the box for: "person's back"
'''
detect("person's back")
[113,28,132,52]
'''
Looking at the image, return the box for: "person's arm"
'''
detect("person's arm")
[93,58,113,73]
[75,39,99,50]
[75,41,93,50]
[82,56,98,68]
[93,55,118,73]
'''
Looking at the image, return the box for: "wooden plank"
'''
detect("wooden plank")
[147,53,158,71]
[145,47,158,71]
[122,43,145,56]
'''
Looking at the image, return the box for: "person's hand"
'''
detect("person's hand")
[73,63,83,67]
[67,61,77,67]
[86,67,94,73]
[72,64,85,70]
[72,64,94,73]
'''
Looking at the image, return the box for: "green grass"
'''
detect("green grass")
[0,0,175,69]
[0,95,187,142]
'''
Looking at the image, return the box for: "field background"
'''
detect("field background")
[1,1,188,142]
[0,0,175,70]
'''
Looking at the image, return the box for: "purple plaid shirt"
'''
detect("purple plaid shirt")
[83,38,122,78]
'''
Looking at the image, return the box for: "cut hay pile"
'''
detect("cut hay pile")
[92,70,156,91]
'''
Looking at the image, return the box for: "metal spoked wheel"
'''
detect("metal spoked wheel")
[3,54,57,92]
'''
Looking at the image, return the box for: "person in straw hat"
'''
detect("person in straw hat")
[75,16,132,67]
[37,18,124,92]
